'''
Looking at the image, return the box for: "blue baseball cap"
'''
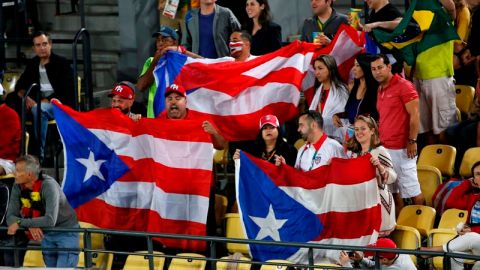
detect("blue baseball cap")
[152,26,179,40]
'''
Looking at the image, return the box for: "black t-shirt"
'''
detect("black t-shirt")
[468,7,480,56]
[368,3,403,33]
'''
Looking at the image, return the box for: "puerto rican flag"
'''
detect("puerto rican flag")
[52,100,213,251]
[153,25,364,141]
[236,151,381,263]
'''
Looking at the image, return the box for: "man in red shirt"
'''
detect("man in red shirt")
[0,89,21,175]
[158,84,225,150]
[372,54,424,214]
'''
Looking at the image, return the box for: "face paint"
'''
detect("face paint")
[229,41,244,54]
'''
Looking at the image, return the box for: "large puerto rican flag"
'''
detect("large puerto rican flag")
[52,100,213,251]
[236,151,381,263]
[153,25,364,141]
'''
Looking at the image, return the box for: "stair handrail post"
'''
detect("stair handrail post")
[72,28,93,111]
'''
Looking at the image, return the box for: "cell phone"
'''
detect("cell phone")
[348,251,355,257]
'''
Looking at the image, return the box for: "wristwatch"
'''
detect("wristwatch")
[408,138,417,144]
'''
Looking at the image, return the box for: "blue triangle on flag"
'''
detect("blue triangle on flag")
[238,152,324,261]
[53,104,130,208]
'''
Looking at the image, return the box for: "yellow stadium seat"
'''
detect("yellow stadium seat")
[260,259,292,270]
[417,165,442,207]
[213,143,229,180]
[78,221,104,250]
[294,139,306,150]
[459,147,480,178]
[78,251,113,270]
[390,225,421,265]
[215,194,228,228]
[123,251,165,270]
[438,208,468,229]
[314,263,342,269]
[455,107,462,122]
[225,213,250,255]
[418,144,456,177]
[455,85,475,117]
[216,255,251,270]
[427,228,457,270]
[396,205,436,237]
[168,253,206,270]
[23,250,45,267]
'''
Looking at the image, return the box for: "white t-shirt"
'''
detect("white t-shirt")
[382,254,417,270]
[294,134,345,171]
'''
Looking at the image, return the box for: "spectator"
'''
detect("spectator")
[233,115,297,166]
[227,30,256,62]
[277,110,344,171]
[6,155,79,268]
[332,53,379,142]
[453,0,472,85]
[309,55,349,141]
[184,0,241,58]
[244,0,282,55]
[300,0,348,45]
[361,0,403,74]
[339,238,416,269]
[157,0,189,40]
[414,0,457,145]
[346,116,397,237]
[109,81,145,121]
[421,225,480,270]
[0,179,11,266]
[0,89,21,176]
[8,31,74,163]
[443,161,480,233]
[158,84,225,150]
[371,54,424,214]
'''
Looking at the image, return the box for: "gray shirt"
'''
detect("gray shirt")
[300,9,348,42]
[6,174,78,228]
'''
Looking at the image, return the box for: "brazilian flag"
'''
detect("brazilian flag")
[371,0,459,66]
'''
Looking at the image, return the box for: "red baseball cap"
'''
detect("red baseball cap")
[165,84,186,97]
[364,238,397,260]
[108,84,134,100]
[259,115,280,129]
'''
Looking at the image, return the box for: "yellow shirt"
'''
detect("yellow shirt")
[414,41,454,80]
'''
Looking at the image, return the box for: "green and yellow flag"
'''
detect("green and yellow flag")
[372,0,459,66]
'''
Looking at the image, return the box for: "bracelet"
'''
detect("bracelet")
[408,138,417,144]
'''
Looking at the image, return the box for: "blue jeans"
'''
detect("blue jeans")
[41,227,80,268]
[31,102,55,160]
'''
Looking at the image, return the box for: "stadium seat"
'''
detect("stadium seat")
[427,228,457,270]
[455,107,462,122]
[260,259,292,270]
[459,147,480,178]
[455,85,475,118]
[77,251,113,270]
[216,255,251,270]
[294,139,306,150]
[23,250,45,267]
[437,208,468,229]
[213,146,229,181]
[215,194,228,228]
[168,253,206,270]
[123,251,165,270]
[396,205,436,237]
[417,165,442,207]
[314,263,342,269]
[390,225,421,265]
[225,213,250,255]
[418,144,456,177]
[78,221,104,250]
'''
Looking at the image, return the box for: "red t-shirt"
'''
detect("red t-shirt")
[377,74,418,149]
[0,104,21,161]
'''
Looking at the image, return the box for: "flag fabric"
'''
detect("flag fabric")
[153,24,364,141]
[52,100,214,251]
[236,151,381,263]
[371,0,459,66]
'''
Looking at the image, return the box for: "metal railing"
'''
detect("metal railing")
[72,28,93,111]
[1,226,479,270]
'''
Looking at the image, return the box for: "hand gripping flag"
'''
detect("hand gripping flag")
[236,152,381,263]
[52,100,214,251]
[153,25,365,141]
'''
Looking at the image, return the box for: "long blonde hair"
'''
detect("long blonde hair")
[346,115,381,154]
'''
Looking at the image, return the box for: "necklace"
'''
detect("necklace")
[262,149,276,161]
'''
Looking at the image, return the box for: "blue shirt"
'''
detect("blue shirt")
[198,12,217,58]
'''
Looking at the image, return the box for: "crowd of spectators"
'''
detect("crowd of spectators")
[1,0,480,268]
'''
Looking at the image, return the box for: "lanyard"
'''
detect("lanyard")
[297,133,327,171]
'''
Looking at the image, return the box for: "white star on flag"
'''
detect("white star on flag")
[76,151,107,182]
[249,204,288,241]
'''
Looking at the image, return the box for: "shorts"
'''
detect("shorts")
[387,148,422,198]
[415,77,457,135]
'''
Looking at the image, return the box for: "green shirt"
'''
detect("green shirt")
[140,57,157,118]
[414,41,454,80]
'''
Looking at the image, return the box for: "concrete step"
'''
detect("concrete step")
[45,14,119,32]
[49,31,120,52]
[37,1,118,16]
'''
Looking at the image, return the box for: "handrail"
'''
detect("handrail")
[72,28,93,111]
[21,83,39,156]
[1,226,479,270]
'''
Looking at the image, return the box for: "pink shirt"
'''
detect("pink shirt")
[376,74,418,149]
